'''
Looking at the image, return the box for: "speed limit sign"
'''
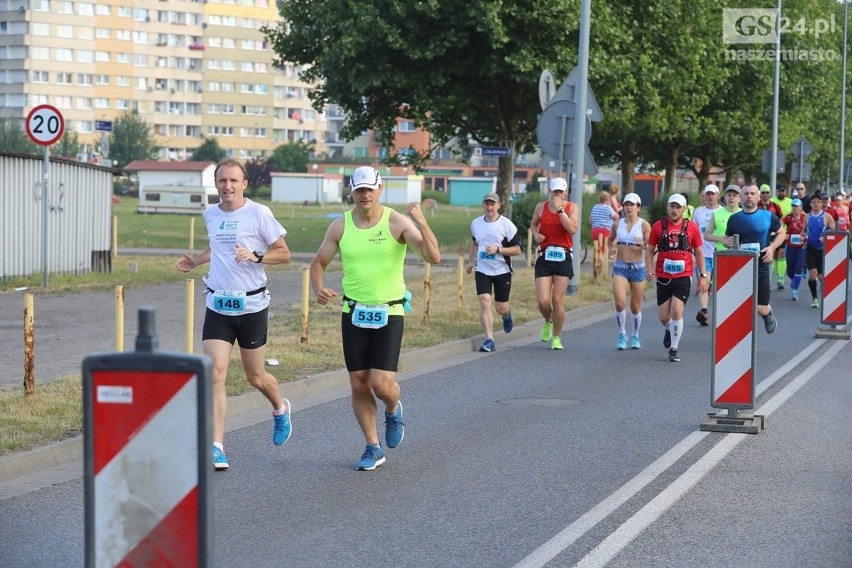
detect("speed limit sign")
[26,104,65,146]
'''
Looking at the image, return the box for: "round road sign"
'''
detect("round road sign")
[26,104,65,146]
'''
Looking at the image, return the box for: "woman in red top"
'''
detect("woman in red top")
[530,177,579,350]
[781,198,807,300]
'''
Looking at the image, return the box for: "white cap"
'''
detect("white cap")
[349,166,382,190]
[548,177,568,191]
[622,192,641,205]
[668,194,687,207]
[703,184,719,194]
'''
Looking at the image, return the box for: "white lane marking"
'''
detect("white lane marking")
[514,326,839,568]
[572,338,848,568]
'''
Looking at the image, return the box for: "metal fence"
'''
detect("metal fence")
[1,152,114,280]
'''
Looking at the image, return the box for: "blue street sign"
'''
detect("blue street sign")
[481,146,509,157]
[95,120,113,132]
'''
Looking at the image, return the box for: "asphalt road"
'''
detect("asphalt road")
[0,267,849,567]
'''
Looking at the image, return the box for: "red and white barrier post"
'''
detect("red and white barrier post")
[701,247,765,433]
[816,230,851,339]
[83,307,213,567]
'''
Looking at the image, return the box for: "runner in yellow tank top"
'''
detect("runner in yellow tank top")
[310,166,440,471]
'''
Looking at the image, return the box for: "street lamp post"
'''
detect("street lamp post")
[840,0,849,193]
[312,163,320,206]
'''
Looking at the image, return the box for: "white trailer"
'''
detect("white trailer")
[137,185,220,214]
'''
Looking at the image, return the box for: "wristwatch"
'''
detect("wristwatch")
[252,251,264,263]
[557,208,564,214]
[700,272,709,279]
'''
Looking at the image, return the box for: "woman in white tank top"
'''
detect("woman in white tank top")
[606,193,652,351]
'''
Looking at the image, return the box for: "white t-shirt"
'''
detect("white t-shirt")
[470,214,519,276]
[203,198,286,314]
[692,205,719,259]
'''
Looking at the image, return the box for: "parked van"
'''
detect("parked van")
[137,185,220,214]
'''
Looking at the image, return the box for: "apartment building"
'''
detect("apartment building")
[0,0,329,161]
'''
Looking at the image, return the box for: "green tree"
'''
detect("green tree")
[0,118,39,155]
[264,0,580,205]
[53,129,81,159]
[110,110,157,169]
[270,141,313,172]
[191,137,227,163]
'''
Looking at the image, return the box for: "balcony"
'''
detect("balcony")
[188,44,205,51]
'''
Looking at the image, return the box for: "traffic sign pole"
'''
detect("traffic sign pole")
[26,104,65,289]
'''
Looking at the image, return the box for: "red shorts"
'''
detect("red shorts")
[590,227,611,244]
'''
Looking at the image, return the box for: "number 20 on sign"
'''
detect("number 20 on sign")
[26,104,65,146]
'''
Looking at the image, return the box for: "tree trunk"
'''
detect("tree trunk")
[663,145,679,195]
[621,138,636,192]
[497,154,512,205]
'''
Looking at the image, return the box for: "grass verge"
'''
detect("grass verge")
[0,266,613,456]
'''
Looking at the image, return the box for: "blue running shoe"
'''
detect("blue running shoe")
[384,401,405,448]
[479,338,495,352]
[502,312,513,334]
[355,444,385,471]
[212,445,229,471]
[273,398,292,446]
[630,336,642,350]
[616,333,628,350]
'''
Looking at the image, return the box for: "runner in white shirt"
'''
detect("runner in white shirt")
[691,184,721,326]
[176,159,293,471]
[465,192,521,352]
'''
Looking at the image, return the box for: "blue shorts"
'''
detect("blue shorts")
[612,260,647,283]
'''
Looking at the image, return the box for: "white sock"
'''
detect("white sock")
[615,310,626,334]
[631,311,642,337]
[213,441,224,451]
[669,318,684,349]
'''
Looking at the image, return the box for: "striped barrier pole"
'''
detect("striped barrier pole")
[83,307,213,567]
[816,230,851,339]
[701,247,765,433]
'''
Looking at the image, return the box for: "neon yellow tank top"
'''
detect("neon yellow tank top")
[340,206,407,315]
[713,207,736,250]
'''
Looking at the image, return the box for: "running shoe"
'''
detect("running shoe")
[791,289,798,301]
[479,338,495,352]
[272,398,292,446]
[384,401,405,448]
[551,336,564,350]
[630,336,642,350]
[616,333,628,350]
[811,298,819,309]
[695,310,709,326]
[540,321,553,342]
[763,312,777,334]
[502,312,514,334]
[212,445,229,471]
[777,280,785,290]
[668,348,680,362]
[355,444,385,471]
[663,328,671,348]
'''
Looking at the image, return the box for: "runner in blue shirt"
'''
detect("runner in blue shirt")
[724,184,786,333]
